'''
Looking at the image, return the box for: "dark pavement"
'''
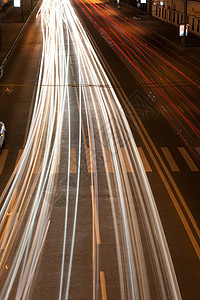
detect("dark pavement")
[0,1,200,299]
[0,0,39,66]
[106,1,200,61]
[1,0,199,68]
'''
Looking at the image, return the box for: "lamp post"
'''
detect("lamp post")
[21,0,24,22]
[0,15,2,54]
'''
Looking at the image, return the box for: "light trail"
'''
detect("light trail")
[0,0,182,299]
[75,0,200,159]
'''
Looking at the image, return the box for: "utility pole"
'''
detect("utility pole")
[0,16,2,54]
[147,0,152,15]
[21,0,24,22]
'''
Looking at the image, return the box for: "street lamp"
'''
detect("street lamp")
[14,0,24,22]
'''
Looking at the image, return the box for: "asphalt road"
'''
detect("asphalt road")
[0,0,199,299]
[72,0,200,298]
[0,5,42,190]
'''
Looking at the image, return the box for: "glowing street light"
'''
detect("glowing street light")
[14,0,21,7]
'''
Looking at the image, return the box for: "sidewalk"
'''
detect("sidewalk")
[106,1,200,60]
[1,0,200,68]
[0,0,39,66]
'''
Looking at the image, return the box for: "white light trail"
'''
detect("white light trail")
[0,0,181,299]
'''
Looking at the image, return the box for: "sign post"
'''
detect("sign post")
[14,1,24,22]
[137,1,140,18]
[179,24,189,46]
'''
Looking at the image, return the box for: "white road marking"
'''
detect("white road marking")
[86,148,94,173]
[121,147,133,173]
[161,147,180,172]
[178,147,199,171]
[195,147,200,156]
[104,148,114,173]
[15,149,24,167]
[0,149,8,174]
[137,147,152,172]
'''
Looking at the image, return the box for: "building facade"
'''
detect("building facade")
[152,0,200,36]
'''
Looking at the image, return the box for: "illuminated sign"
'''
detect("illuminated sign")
[14,0,21,7]
[179,24,189,36]
[141,0,147,3]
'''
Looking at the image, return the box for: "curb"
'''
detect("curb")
[0,0,41,71]
[107,2,200,61]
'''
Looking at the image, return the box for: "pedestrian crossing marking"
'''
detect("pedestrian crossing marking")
[13,149,24,174]
[161,147,180,172]
[1,146,199,176]
[86,148,94,173]
[70,148,77,173]
[121,147,133,173]
[178,147,199,171]
[33,150,43,175]
[0,149,8,174]
[104,148,114,173]
[195,147,200,156]
[14,149,24,168]
[137,147,152,172]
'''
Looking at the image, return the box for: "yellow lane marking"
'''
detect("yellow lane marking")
[137,147,152,172]
[133,116,200,259]
[104,148,114,173]
[0,149,8,174]
[121,147,133,173]
[161,147,180,172]
[118,88,200,260]
[178,147,199,171]
[90,186,101,245]
[100,271,107,300]
[70,148,77,173]
[86,148,94,173]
